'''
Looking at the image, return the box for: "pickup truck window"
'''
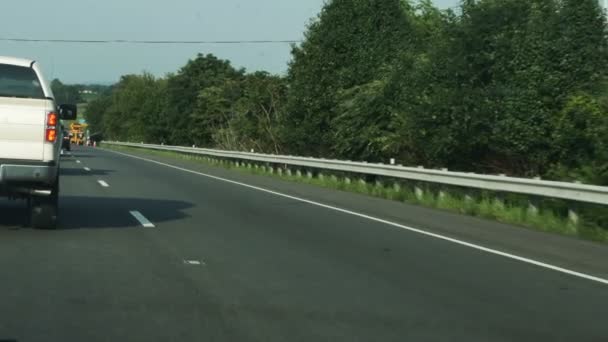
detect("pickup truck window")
[0,63,45,99]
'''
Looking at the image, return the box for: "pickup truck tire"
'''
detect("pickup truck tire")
[30,203,58,229]
[30,177,59,229]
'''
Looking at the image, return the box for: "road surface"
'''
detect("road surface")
[0,146,607,342]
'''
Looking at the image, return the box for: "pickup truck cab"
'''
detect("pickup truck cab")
[0,56,77,228]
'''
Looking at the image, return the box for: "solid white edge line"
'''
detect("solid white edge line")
[97,180,110,188]
[104,148,608,286]
[130,210,155,228]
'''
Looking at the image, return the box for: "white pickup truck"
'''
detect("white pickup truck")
[0,56,77,229]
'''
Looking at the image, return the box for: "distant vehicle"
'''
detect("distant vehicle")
[0,56,77,228]
[70,122,87,146]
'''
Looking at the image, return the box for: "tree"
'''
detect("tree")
[51,79,82,104]
[80,0,608,187]
[85,94,111,137]
[101,73,167,142]
[283,0,412,156]
[231,72,287,153]
[164,54,243,145]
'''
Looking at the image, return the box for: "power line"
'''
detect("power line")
[0,38,301,45]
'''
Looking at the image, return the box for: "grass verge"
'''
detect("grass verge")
[101,143,608,243]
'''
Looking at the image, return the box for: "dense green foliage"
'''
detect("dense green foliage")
[51,80,110,105]
[51,79,82,104]
[86,0,608,186]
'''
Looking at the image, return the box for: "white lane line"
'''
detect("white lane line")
[129,210,155,228]
[104,148,608,286]
[76,160,81,164]
[84,167,91,172]
[183,260,204,265]
[97,180,110,188]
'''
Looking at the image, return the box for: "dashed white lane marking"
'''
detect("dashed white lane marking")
[183,260,204,265]
[104,148,608,286]
[97,180,110,188]
[84,167,91,172]
[129,211,155,228]
[76,160,81,164]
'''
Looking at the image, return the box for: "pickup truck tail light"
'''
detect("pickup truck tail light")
[46,112,58,143]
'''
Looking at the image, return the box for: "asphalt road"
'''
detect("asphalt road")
[0,146,607,342]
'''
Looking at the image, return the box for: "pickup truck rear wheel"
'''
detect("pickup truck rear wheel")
[30,178,59,229]
[30,202,58,229]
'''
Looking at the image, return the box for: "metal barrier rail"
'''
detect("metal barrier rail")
[104,141,608,206]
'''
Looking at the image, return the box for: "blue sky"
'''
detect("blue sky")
[0,0,460,84]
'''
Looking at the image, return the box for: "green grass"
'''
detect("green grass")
[102,143,608,243]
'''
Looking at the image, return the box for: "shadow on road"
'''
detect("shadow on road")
[0,201,25,228]
[60,167,115,177]
[64,153,96,158]
[59,196,193,230]
[0,196,193,230]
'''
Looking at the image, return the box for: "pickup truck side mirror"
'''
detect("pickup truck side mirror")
[58,104,77,120]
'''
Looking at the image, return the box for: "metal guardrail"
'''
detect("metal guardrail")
[104,141,608,206]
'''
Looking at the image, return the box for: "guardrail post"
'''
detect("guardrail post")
[296,170,302,178]
[568,208,579,225]
[568,182,581,225]
[438,190,446,202]
[494,175,507,210]
[528,201,539,216]
[393,182,401,192]
[390,158,396,165]
[527,177,541,216]
[318,173,325,181]
[373,180,384,197]
[286,168,292,176]
[493,195,505,210]
[415,186,424,200]
[307,171,313,179]
[345,177,352,185]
